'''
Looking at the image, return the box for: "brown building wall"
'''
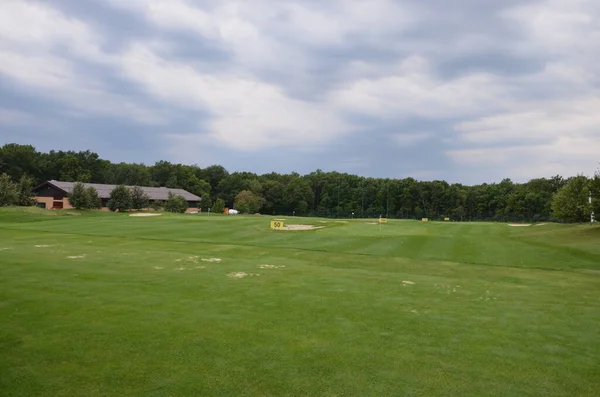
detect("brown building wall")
[34,196,73,210]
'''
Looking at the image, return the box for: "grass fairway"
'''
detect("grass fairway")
[1,208,599,396]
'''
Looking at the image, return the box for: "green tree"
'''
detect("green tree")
[551,175,591,223]
[131,186,150,210]
[17,175,36,206]
[69,182,89,209]
[85,187,102,209]
[165,192,188,213]
[212,198,225,214]
[0,173,18,206]
[108,185,132,212]
[0,144,41,182]
[234,190,264,214]
[592,167,600,220]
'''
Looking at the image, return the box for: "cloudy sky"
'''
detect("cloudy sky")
[1,0,599,184]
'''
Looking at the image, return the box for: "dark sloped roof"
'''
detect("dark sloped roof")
[41,181,201,201]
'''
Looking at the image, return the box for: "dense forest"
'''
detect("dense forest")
[1,143,598,222]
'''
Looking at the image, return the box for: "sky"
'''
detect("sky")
[1,0,599,184]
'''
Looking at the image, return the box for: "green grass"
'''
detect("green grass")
[1,207,599,396]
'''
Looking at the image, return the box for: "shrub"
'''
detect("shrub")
[165,192,188,213]
[212,198,225,214]
[150,200,164,211]
[108,185,132,212]
[131,186,150,210]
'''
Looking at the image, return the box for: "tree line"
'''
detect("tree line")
[1,143,598,222]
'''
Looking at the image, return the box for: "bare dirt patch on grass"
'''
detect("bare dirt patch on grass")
[227,272,260,279]
[129,213,162,217]
[202,258,222,263]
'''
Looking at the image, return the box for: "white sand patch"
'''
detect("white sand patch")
[534,223,548,226]
[129,213,162,217]
[202,258,222,263]
[0,248,10,251]
[366,222,378,225]
[175,267,187,271]
[402,280,415,285]
[34,245,53,248]
[67,255,86,259]
[509,224,531,227]
[154,266,164,270]
[227,272,260,279]
[279,224,324,231]
[258,264,285,269]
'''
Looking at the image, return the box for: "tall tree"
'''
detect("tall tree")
[69,182,89,209]
[0,173,19,206]
[591,166,600,220]
[16,175,36,206]
[85,187,102,209]
[551,176,591,223]
[234,190,263,214]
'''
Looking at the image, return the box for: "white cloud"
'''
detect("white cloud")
[1,0,599,182]
[116,42,350,151]
[331,56,512,120]
[0,1,163,124]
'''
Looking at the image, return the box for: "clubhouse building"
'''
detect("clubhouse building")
[32,180,201,212]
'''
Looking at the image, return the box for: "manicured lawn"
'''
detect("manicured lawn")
[1,208,599,396]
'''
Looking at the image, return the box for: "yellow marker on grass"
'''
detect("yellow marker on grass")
[270,221,284,229]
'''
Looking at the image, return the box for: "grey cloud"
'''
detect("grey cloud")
[0,0,598,184]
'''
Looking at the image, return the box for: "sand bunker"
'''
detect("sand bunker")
[402,280,415,285]
[279,224,324,231]
[509,224,531,227]
[129,213,162,217]
[67,255,86,259]
[534,223,548,226]
[34,245,53,248]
